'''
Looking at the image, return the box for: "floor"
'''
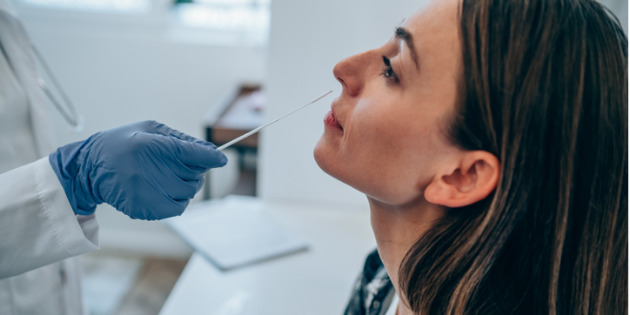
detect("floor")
[81,253,188,315]
[115,257,188,315]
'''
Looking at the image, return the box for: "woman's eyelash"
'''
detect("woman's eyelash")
[381,56,399,83]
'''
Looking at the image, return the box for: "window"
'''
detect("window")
[172,0,271,45]
[18,0,271,46]
[21,0,151,13]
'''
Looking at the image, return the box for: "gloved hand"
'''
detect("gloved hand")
[49,120,228,220]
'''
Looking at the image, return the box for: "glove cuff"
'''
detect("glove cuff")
[49,140,99,215]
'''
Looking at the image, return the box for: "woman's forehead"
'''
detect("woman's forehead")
[397,0,462,72]
[402,0,460,38]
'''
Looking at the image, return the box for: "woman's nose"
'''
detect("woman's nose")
[333,50,372,97]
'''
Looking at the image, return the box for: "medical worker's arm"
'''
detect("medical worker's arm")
[0,158,99,278]
[49,120,228,220]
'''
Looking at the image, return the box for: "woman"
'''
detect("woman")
[314,0,627,314]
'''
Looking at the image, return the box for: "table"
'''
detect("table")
[159,198,375,315]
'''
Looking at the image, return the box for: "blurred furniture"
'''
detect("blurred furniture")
[165,196,309,271]
[159,197,375,315]
[203,84,264,198]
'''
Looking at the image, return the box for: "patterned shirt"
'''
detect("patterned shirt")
[344,249,395,315]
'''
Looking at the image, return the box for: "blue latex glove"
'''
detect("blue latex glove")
[49,120,228,220]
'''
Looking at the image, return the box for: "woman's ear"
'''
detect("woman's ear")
[424,151,499,208]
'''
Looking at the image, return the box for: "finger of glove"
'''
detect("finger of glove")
[141,196,191,220]
[125,194,190,220]
[111,172,196,220]
[93,150,203,207]
[152,199,190,220]
[127,132,209,181]
[149,167,204,201]
[144,122,223,166]
[170,136,228,170]
[149,121,212,146]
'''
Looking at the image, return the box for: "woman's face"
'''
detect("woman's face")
[314,0,464,207]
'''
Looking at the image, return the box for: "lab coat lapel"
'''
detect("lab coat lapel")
[0,11,56,157]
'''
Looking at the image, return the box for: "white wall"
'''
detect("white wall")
[259,0,425,207]
[15,10,266,144]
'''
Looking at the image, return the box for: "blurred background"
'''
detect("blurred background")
[6,0,627,314]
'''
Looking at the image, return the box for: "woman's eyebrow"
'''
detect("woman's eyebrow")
[395,27,419,70]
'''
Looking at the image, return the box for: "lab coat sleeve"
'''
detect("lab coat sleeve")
[0,157,99,279]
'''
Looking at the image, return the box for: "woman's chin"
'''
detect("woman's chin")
[313,138,343,179]
[313,140,331,172]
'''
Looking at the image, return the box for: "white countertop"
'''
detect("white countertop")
[159,197,376,315]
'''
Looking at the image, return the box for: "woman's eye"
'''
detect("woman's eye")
[381,56,399,84]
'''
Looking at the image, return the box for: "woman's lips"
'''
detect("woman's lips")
[324,110,343,130]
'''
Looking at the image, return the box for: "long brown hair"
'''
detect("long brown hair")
[399,0,628,314]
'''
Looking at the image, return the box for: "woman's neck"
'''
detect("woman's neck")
[368,197,445,315]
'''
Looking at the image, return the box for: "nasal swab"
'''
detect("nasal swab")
[216,90,333,151]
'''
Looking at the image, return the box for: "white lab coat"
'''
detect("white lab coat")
[0,4,99,314]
